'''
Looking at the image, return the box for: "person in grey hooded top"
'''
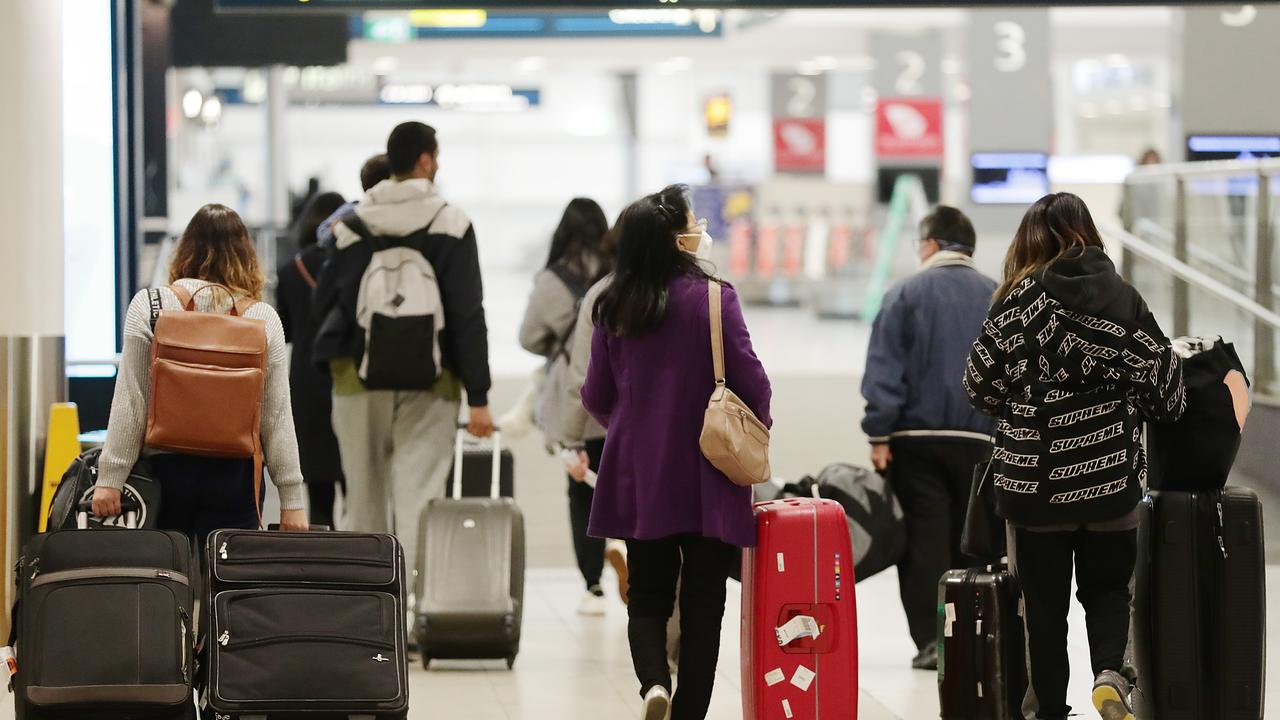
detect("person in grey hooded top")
[859,205,997,670]
[518,198,618,615]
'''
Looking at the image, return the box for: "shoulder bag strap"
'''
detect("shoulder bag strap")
[294,253,318,290]
[708,279,726,386]
[148,288,163,332]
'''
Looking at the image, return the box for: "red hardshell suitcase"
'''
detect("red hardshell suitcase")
[742,498,858,720]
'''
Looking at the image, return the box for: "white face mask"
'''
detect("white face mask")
[679,230,714,261]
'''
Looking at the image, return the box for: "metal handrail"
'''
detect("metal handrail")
[1131,218,1280,299]
[1126,157,1280,182]
[1101,223,1280,331]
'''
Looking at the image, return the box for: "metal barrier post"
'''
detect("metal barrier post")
[1256,172,1275,392]
[1173,177,1190,337]
[1119,181,1134,278]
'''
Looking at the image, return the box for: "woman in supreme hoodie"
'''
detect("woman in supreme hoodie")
[965,193,1185,720]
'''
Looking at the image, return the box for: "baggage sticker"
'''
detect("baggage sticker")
[776,552,786,572]
[764,668,786,687]
[776,615,822,646]
[0,646,15,679]
[790,665,816,692]
[944,603,956,638]
[782,699,794,719]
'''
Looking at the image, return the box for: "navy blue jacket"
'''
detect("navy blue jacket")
[861,253,998,443]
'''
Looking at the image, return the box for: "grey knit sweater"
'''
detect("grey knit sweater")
[97,279,307,510]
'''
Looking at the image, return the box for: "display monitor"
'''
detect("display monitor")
[970,152,1050,205]
[877,166,940,205]
[1186,135,1280,162]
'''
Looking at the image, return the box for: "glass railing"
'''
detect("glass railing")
[1117,158,1280,395]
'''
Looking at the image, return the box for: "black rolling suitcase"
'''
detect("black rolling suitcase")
[201,529,409,719]
[937,565,1027,720]
[1133,487,1265,720]
[12,508,194,720]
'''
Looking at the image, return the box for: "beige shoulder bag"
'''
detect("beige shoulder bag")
[699,279,772,486]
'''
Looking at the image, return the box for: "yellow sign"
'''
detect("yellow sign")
[705,94,732,137]
[38,403,82,533]
[408,9,487,28]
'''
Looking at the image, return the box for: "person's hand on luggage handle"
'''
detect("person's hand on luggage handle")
[92,486,123,518]
[870,443,892,473]
[468,405,495,438]
[279,508,309,532]
[565,450,590,482]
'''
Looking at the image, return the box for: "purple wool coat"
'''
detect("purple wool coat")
[581,274,773,548]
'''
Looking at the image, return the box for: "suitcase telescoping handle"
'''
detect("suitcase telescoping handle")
[75,499,141,530]
[454,423,503,501]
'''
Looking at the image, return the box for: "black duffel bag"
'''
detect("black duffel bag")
[796,463,906,583]
[1147,337,1251,491]
[47,447,162,530]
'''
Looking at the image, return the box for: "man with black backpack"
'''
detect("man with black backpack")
[312,121,493,578]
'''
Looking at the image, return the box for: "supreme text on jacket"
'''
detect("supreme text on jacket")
[964,247,1185,526]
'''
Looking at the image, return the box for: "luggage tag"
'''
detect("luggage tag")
[775,615,821,646]
[943,603,957,638]
[764,668,786,687]
[790,665,815,692]
[782,699,794,719]
[0,646,16,681]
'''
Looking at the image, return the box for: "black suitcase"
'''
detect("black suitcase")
[937,566,1027,720]
[201,529,409,719]
[1133,487,1265,720]
[13,522,194,720]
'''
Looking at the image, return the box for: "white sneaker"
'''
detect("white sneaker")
[605,539,629,604]
[642,685,671,720]
[577,590,607,616]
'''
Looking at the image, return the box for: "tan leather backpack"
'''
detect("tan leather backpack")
[699,280,771,486]
[144,283,268,502]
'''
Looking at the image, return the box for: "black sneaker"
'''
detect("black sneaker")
[1092,670,1135,720]
[911,641,938,670]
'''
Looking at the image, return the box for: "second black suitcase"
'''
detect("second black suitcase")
[201,529,409,719]
[13,525,194,720]
[1133,487,1265,720]
[937,565,1027,720]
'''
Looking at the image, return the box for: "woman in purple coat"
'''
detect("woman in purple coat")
[581,185,772,720]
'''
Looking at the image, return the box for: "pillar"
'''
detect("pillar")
[0,0,66,637]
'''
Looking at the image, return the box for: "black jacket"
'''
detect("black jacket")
[964,247,1185,525]
[310,179,491,407]
[276,245,344,485]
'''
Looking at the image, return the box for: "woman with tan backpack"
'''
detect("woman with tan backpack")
[93,204,308,544]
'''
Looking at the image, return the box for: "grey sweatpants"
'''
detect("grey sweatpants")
[332,389,459,583]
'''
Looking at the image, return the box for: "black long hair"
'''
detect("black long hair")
[291,191,346,249]
[545,197,612,286]
[593,184,711,337]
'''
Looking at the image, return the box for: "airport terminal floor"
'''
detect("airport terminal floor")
[6,2,1280,720]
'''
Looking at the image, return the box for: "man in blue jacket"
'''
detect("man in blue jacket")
[860,205,996,670]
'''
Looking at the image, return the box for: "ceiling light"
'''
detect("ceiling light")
[182,89,204,119]
[1221,4,1257,27]
[516,56,546,74]
[200,96,223,124]
[811,56,838,71]
[797,63,823,77]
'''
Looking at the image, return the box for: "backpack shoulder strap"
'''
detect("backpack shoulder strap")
[234,297,260,316]
[341,214,386,252]
[147,288,163,332]
[169,283,193,310]
[294,253,318,290]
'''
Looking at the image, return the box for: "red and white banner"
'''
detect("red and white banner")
[875,98,944,157]
[773,118,826,173]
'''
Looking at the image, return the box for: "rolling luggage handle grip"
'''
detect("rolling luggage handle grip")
[75,499,141,530]
[455,423,503,501]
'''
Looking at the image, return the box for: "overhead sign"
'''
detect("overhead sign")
[774,118,826,174]
[875,98,944,157]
